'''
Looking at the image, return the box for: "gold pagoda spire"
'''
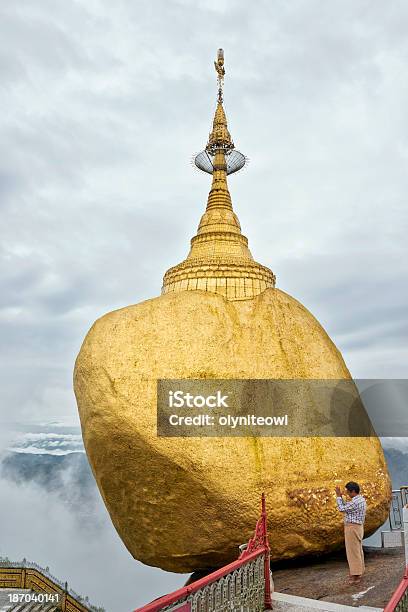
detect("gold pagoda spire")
[162,49,275,300]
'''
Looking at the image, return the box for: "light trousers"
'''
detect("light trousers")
[344,523,365,576]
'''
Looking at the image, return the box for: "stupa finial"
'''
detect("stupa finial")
[206,49,234,157]
[162,49,276,300]
[194,49,244,174]
[214,48,225,103]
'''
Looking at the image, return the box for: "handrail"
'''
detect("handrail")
[0,558,103,611]
[134,493,272,612]
[384,567,408,611]
[0,559,65,589]
[384,504,408,610]
[135,548,265,612]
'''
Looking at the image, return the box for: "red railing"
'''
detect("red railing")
[384,504,408,611]
[134,493,272,612]
[384,567,408,612]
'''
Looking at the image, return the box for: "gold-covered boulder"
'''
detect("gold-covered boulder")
[74,287,390,572]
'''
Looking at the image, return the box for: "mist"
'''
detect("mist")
[0,426,187,612]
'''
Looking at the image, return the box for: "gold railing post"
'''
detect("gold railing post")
[61,581,68,611]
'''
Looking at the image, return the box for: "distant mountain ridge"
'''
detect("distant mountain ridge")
[0,450,98,515]
[0,439,406,511]
[383,447,408,489]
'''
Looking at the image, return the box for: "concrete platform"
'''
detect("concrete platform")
[271,545,405,610]
[381,529,404,547]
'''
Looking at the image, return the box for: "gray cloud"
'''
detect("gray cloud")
[0,440,186,611]
[1,0,407,414]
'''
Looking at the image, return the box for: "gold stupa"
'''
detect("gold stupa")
[74,50,391,573]
[163,50,275,299]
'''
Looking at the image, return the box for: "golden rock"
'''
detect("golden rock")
[74,51,391,573]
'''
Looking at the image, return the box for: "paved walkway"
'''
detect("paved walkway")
[271,546,404,609]
[271,591,382,610]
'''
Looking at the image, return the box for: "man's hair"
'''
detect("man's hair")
[345,481,360,494]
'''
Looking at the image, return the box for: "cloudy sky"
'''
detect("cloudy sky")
[1,1,408,609]
[1,0,408,426]
[0,423,188,610]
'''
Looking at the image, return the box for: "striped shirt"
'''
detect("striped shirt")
[336,494,366,524]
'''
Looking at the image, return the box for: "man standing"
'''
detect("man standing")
[335,481,367,584]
